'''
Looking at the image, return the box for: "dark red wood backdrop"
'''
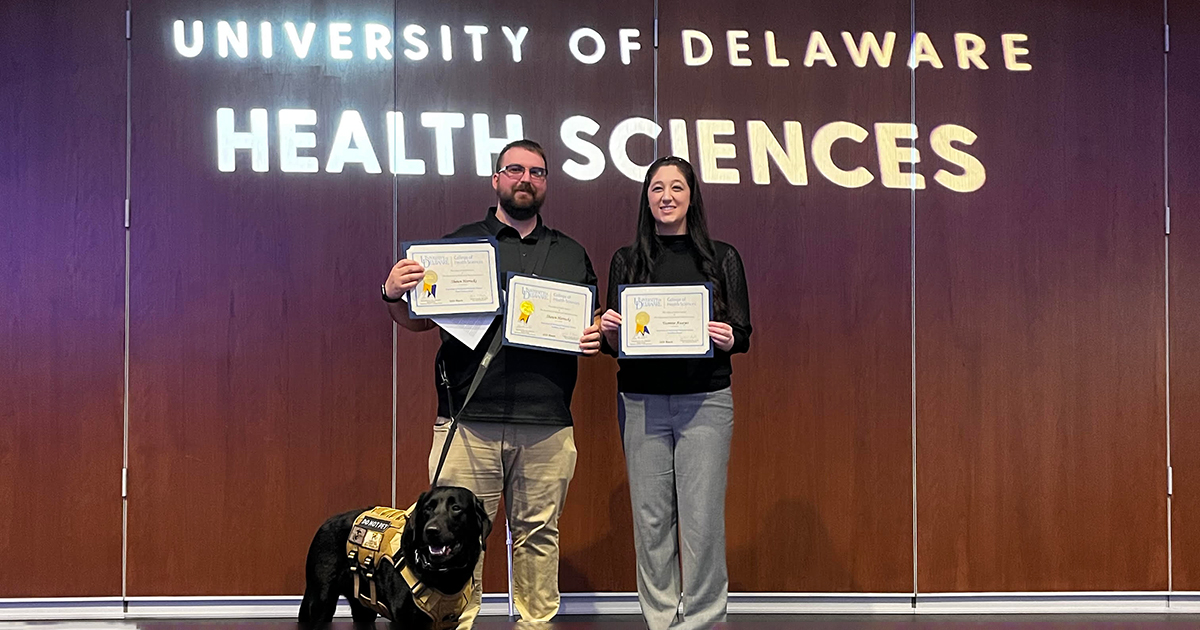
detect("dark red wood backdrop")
[1,0,1192,600]
[126,0,395,594]
[0,0,127,596]
[914,0,1168,592]
[1169,0,1200,592]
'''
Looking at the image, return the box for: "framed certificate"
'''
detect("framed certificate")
[502,273,596,355]
[402,238,502,318]
[618,283,712,358]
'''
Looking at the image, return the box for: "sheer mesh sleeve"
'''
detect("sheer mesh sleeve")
[720,244,752,355]
[600,247,631,357]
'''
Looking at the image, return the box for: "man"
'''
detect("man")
[382,139,601,627]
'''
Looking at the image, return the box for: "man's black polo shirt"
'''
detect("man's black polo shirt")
[434,207,598,426]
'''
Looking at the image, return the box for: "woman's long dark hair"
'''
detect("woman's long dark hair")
[627,156,726,318]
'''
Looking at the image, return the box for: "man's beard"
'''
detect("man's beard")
[498,183,543,221]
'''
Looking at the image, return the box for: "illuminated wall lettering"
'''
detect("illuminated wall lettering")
[385,112,426,176]
[560,116,606,181]
[569,28,605,64]
[326,110,381,173]
[171,20,1029,75]
[190,17,1014,192]
[213,109,986,192]
[727,30,751,67]
[908,32,944,69]
[954,33,987,69]
[279,109,319,173]
[695,119,740,185]
[284,22,315,58]
[618,29,641,65]
[875,123,925,190]
[609,117,661,182]
[216,107,268,172]
[421,112,465,175]
[174,20,203,57]
[747,120,807,186]
[1001,34,1033,71]
[217,20,248,59]
[811,121,873,189]
[765,31,790,67]
[841,31,896,68]
[464,25,488,61]
[930,124,987,193]
[682,29,713,66]
[501,26,529,62]
[676,29,1027,71]
[365,23,392,61]
[401,25,428,60]
[803,31,836,67]
[260,22,273,58]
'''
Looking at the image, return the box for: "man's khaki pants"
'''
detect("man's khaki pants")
[429,418,577,628]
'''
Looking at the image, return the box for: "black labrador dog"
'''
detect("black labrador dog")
[299,486,491,626]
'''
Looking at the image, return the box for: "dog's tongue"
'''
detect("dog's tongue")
[429,545,450,557]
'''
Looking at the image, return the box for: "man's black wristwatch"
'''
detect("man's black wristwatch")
[381,284,404,303]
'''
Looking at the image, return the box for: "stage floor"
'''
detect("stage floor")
[7,616,1200,629]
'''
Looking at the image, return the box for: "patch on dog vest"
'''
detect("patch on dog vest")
[346,506,473,629]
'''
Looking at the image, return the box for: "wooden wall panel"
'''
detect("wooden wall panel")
[126,0,395,594]
[656,0,916,592]
[914,0,1167,591]
[0,0,126,596]
[1169,0,1200,592]
[390,0,652,592]
[3,0,1180,600]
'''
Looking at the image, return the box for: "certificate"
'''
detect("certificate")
[502,273,596,355]
[403,238,501,318]
[618,283,712,358]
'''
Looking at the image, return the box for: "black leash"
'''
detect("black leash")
[429,231,554,488]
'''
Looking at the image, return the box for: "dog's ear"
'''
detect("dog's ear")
[473,495,493,548]
[411,490,430,527]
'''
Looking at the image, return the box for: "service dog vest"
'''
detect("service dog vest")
[346,506,474,629]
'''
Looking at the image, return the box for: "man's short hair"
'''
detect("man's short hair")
[495,139,548,174]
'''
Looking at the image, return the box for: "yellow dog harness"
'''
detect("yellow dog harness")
[346,506,474,629]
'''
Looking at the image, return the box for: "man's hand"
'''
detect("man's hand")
[384,258,426,300]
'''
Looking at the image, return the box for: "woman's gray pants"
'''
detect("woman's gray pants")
[618,387,734,630]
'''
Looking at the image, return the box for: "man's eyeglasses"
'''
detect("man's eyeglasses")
[498,164,548,181]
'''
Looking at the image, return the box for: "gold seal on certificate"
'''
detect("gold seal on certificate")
[402,238,502,318]
[503,273,596,355]
[618,284,712,358]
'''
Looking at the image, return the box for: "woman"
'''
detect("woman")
[600,156,752,630]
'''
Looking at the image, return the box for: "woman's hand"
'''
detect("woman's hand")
[579,323,602,356]
[708,321,735,352]
[600,309,622,349]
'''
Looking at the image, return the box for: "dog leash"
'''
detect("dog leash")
[430,231,554,488]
